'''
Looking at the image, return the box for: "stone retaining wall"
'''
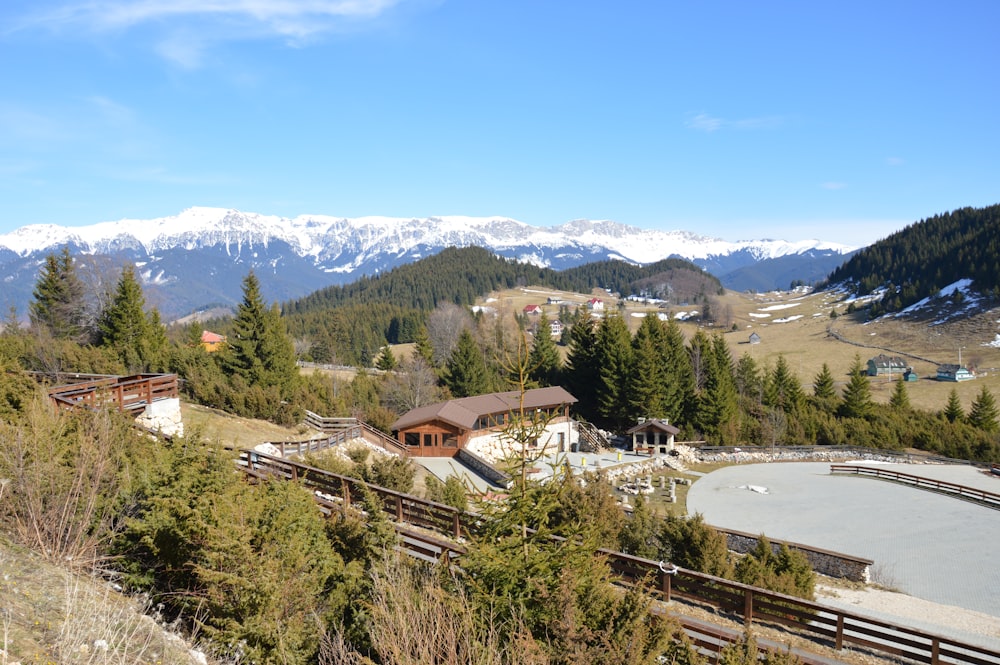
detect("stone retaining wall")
[718,527,872,582]
[457,448,512,489]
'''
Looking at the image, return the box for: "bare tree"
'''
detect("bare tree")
[426,302,473,366]
[382,355,444,413]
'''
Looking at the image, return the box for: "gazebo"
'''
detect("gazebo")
[625,418,680,455]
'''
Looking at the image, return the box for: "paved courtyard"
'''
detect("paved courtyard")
[686,461,1000,621]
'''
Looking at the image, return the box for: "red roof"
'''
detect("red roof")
[201,330,225,343]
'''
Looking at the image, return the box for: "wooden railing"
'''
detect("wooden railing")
[236,450,1000,665]
[47,373,179,412]
[238,450,475,538]
[830,464,1000,509]
[302,411,409,456]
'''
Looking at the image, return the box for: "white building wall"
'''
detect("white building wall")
[465,418,578,463]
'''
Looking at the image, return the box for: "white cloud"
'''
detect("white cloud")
[686,112,783,133]
[686,113,724,132]
[15,0,404,64]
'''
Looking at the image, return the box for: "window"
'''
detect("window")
[404,432,420,447]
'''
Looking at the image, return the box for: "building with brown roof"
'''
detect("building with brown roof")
[391,386,578,458]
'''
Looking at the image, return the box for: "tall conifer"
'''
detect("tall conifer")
[968,386,999,432]
[224,271,298,395]
[29,247,87,341]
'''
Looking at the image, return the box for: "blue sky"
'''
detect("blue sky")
[1,1,997,246]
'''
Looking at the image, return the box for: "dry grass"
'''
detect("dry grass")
[181,402,317,449]
[487,285,1000,415]
[0,535,201,665]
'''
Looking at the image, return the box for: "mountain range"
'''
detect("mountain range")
[0,207,856,319]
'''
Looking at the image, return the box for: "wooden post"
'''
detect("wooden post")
[744,589,753,624]
[453,512,461,539]
[395,496,404,522]
[931,639,940,665]
[342,482,351,513]
[835,615,844,650]
[661,569,671,602]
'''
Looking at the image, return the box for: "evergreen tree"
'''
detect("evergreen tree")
[764,355,804,414]
[968,385,999,432]
[838,355,873,419]
[942,387,964,423]
[594,314,634,430]
[98,265,163,373]
[692,333,739,442]
[224,271,298,396]
[527,310,561,387]
[627,315,670,420]
[662,319,696,426]
[442,328,490,397]
[734,353,764,406]
[29,247,87,341]
[888,378,911,411]
[812,363,837,401]
[412,325,435,367]
[374,345,397,371]
[564,317,600,419]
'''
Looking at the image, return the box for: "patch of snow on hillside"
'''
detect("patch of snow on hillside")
[984,335,1000,349]
[773,315,804,323]
[675,311,699,320]
[758,303,800,312]
[748,313,771,319]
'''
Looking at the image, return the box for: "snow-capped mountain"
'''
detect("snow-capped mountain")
[0,207,857,319]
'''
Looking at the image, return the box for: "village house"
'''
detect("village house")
[936,364,975,382]
[748,332,761,345]
[390,386,578,458]
[523,304,542,315]
[200,330,226,353]
[587,297,605,311]
[866,354,908,377]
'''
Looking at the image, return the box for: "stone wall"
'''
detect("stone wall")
[719,527,872,582]
[456,448,512,489]
[135,397,184,440]
[465,418,577,463]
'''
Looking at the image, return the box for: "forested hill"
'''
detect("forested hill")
[282,246,719,315]
[825,204,1000,313]
[279,246,718,365]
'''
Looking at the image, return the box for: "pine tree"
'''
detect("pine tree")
[812,363,837,401]
[413,325,435,367]
[662,319,696,426]
[942,387,964,423]
[564,317,600,419]
[374,345,397,371]
[838,355,873,419]
[594,314,634,430]
[527,311,561,387]
[968,385,999,432]
[692,333,739,441]
[224,271,298,395]
[443,328,490,398]
[764,355,804,413]
[888,377,911,411]
[98,265,158,373]
[29,247,87,341]
[627,315,670,420]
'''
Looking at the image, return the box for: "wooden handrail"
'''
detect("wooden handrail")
[831,464,1000,509]
[47,373,179,413]
[236,450,1000,665]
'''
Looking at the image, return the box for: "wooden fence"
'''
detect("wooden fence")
[302,411,409,456]
[830,464,1000,509]
[47,373,179,412]
[236,450,1000,665]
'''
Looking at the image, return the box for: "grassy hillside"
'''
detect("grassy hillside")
[489,283,1000,414]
